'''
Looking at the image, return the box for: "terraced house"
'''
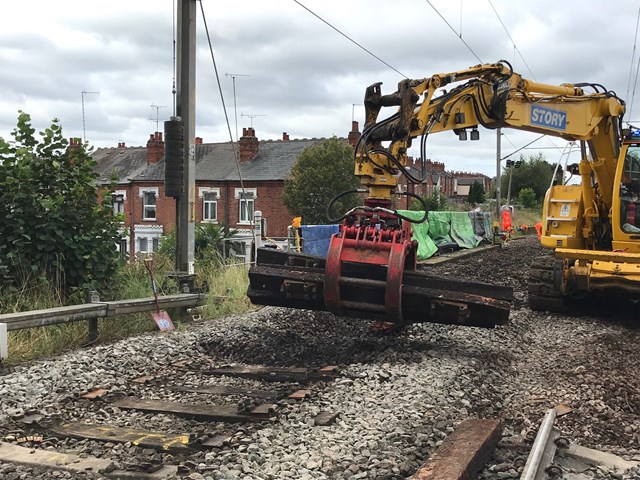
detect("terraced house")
[92,124,362,258]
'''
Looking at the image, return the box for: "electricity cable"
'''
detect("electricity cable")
[486,0,536,79]
[423,0,482,63]
[293,0,407,78]
[198,0,256,256]
[626,6,640,111]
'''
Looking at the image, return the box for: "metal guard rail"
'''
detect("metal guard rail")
[0,294,208,331]
[0,293,208,359]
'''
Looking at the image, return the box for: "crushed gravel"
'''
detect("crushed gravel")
[0,236,639,480]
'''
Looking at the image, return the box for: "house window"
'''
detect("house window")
[235,188,256,224]
[112,191,126,217]
[134,224,164,254]
[199,188,220,223]
[140,188,158,221]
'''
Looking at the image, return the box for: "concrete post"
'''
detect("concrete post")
[253,210,263,262]
[0,323,7,360]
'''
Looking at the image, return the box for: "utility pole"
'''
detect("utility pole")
[241,112,267,128]
[225,73,250,142]
[81,90,100,144]
[149,103,167,132]
[175,0,196,278]
[496,128,502,220]
[506,163,514,207]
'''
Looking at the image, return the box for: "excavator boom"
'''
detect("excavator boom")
[249,59,630,323]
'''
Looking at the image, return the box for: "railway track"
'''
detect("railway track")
[0,360,341,478]
[1,238,639,479]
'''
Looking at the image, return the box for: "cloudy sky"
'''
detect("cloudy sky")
[1,0,640,175]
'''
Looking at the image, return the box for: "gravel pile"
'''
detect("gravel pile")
[0,236,639,480]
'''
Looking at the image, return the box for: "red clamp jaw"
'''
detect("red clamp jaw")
[324,209,417,324]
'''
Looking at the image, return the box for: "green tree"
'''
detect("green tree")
[0,112,121,296]
[467,181,486,204]
[282,137,360,224]
[518,187,537,208]
[409,191,447,211]
[501,153,555,201]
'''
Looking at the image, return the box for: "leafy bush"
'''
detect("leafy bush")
[0,112,121,299]
[518,187,537,208]
[158,223,240,264]
[410,191,448,211]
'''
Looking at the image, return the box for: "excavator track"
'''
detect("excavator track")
[248,248,513,328]
[528,255,567,313]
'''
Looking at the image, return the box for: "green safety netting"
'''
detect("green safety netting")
[396,210,438,260]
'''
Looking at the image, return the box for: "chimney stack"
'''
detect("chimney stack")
[282,132,290,141]
[146,132,164,165]
[239,127,259,162]
[348,120,361,147]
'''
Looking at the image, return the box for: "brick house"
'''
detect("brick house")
[93,123,362,257]
[451,172,493,198]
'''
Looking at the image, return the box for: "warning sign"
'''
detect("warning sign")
[560,204,570,217]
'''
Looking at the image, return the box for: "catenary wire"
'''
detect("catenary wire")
[627,6,640,119]
[423,0,482,63]
[486,0,536,79]
[293,0,407,78]
[198,0,256,253]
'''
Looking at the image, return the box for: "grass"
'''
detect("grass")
[2,256,253,364]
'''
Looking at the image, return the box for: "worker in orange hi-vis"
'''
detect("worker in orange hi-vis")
[534,222,543,239]
[501,207,513,232]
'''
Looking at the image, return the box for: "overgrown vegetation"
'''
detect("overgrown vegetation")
[500,152,559,202]
[0,112,121,304]
[7,254,252,362]
[409,191,448,211]
[467,181,486,204]
[0,114,253,363]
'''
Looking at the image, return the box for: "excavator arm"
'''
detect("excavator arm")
[248,60,626,327]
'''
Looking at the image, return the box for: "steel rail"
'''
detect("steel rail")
[520,408,559,480]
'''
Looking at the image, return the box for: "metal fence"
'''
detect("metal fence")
[0,293,207,360]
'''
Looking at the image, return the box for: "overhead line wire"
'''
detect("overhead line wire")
[423,0,482,63]
[198,0,253,246]
[627,6,640,119]
[486,0,535,79]
[292,0,407,78]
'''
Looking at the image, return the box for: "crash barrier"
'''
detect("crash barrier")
[296,211,493,261]
[0,293,207,360]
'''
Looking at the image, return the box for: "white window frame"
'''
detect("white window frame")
[134,224,164,255]
[139,187,158,221]
[199,187,220,223]
[235,188,257,225]
[112,190,126,217]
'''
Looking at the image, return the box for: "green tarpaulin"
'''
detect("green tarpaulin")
[449,211,481,249]
[397,210,484,259]
[426,211,453,246]
[397,210,437,260]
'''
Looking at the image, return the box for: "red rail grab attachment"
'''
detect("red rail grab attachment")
[324,217,417,323]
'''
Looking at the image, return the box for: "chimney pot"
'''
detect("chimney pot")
[195,137,203,144]
[282,132,290,141]
[239,126,259,162]
[146,131,164,165]
[348,120,361,147]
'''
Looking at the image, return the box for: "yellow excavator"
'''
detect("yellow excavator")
[249,60,636,325]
